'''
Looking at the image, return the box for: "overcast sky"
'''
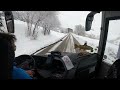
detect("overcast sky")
[58,11,102,35]
[58,11,120,40]
[58,11,101,30]
[58,11,90,29]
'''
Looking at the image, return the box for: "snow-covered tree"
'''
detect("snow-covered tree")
[12,11,25,21]
[13,11,35,37]
[40,11,60,35]
[59,27,66,33]
[74,24,85,36]
[12,11,60,39]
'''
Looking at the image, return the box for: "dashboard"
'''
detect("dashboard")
[14,52,98,79]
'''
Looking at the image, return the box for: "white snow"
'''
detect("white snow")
[72,33,99,53]
[72,33,119,65]
[48,36,67,52]
[3,11,120,65]
[14,20,66,57]
[69,13,120,65]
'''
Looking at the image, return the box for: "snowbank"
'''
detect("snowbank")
[14,20,65,57]
[72,33,118,64]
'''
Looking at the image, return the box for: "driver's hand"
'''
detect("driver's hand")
[26,70,35,77]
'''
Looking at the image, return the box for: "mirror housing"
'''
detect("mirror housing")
[85,11,100,31]
[103,55,107,60]
[4,11,14,33]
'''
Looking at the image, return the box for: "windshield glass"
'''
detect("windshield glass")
[0,11,101,57]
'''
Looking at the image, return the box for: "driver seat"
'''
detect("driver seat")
[0,33,15,79]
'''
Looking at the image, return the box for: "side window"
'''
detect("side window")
[104,20,120,64]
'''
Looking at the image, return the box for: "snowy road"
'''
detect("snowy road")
[35,33,85,55]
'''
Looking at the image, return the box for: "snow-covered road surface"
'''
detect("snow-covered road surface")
[35,33,92,55]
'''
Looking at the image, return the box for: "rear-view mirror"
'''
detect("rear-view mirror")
[4,11,14,33]
[85,11,100,31]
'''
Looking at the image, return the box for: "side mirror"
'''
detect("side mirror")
[4,11,14,33]
[85,11,100,31]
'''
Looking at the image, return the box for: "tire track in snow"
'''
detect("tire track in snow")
[54,34,70,52]
[35,33,83,55]
[64,33,76,53]
[35,34,69,55]
[71,34,82,53]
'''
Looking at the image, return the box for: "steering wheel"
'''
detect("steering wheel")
[14,54,36,70]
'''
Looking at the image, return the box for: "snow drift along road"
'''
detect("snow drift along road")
[14,20,66,57]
